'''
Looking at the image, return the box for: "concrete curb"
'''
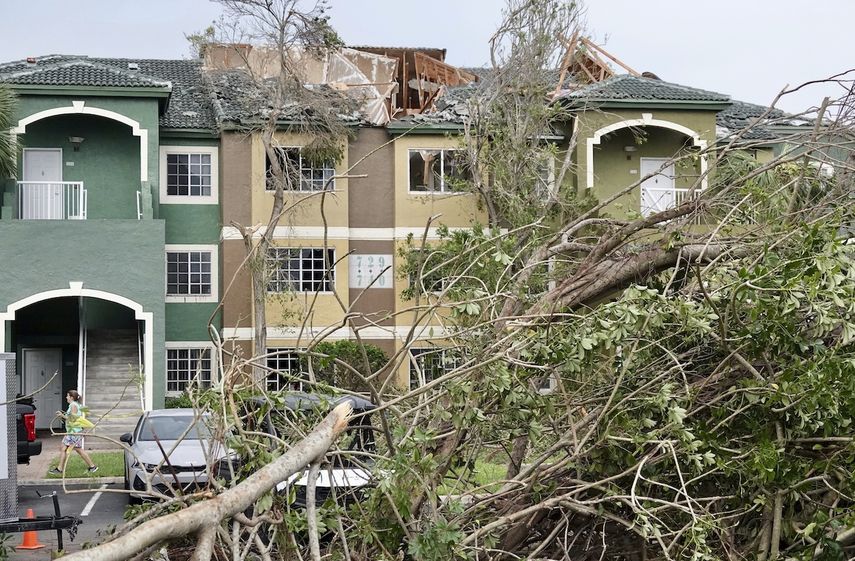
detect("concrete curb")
[19,477,123,486]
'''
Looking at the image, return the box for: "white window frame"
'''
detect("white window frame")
[165,342,216,397]
[165,244,219,303]
[265,146,336,192]
[265,347,304,392]
[159,145,219,204]
[407,148,466,194]
[409,347,461,389]
[267,247,336,294]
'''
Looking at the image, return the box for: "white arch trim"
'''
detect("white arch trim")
[11,101,149,182]
[0,282,154,409]
[586,113,708,190]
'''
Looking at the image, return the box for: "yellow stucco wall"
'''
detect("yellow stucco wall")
[393,134,487,228]
[264,238,350,329]
[250,132,349,228]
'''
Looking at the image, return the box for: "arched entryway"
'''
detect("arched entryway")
[0,284,154,432]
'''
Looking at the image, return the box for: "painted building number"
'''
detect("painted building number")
[350,254,393,289]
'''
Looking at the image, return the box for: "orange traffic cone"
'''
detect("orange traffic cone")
[16,508,45,550]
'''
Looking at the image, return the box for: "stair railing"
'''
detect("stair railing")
[137,324,145,411]
[77,299,87,404]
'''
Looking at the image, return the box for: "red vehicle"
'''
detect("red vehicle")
[16,395,41,464]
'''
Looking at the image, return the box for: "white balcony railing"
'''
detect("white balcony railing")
[17,181,87,220]
[640,187,699,218]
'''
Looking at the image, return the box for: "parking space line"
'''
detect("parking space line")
[80,483,108,517]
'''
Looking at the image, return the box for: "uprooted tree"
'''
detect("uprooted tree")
[64,0,855,560]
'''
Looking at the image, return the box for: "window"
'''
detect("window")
[167,251,211,296]
[165,245,217,302]
[267,248,335,292]
[409,347,462,389]
[160,146,218,204]
[266,147,335,192]
[266,348,304,392]
[408,149,469,193]
[166,347,212,394]
[167,153,211,196]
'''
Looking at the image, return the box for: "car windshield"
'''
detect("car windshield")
[138,415,211,441]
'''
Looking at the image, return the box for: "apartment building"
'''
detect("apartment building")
[1,47,779,428]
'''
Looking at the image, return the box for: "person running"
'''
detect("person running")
[49,390,98,475]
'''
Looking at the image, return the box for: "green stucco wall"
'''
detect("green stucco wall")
[0,219,167,407]
[17,115,140,219]
[161,205,220,244]
[1,94,160,221]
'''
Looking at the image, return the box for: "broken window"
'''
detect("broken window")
[266,147,335,192]
[408,149,469,193]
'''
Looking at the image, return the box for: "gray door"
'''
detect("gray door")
[23,349,63,430]
[22,149,63,219]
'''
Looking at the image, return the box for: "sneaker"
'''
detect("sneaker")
[87,465,99,473]
[49,468,62,475]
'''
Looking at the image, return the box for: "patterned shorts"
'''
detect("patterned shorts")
[62,434,84,449]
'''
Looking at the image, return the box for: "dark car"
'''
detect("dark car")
[16,396,41,464]
[251,393,378,507]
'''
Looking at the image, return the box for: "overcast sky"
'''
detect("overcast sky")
[0,1,851,114]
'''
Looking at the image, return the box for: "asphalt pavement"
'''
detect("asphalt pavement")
[5,432,131,558]
[9,483,128,559]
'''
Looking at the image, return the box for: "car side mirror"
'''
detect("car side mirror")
[119,433,133,444]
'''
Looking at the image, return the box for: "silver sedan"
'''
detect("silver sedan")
[120,409,233,503]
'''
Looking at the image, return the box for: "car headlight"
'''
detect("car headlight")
[141,463,159,472]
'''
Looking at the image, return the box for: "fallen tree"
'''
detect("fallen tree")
[61,402,352,561]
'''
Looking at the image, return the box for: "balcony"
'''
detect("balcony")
[640,187,699,219]
[17,182,87,220]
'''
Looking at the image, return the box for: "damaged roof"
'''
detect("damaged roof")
[559,74,731,107]
[208,68,363,128]
[716,99,812,142]
[0,55,218,131]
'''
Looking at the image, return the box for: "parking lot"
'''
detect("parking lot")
[10,483,128,559]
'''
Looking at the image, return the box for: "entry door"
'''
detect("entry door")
[640,158,675,217]
[23,349,63,430]
[22,149,63,219]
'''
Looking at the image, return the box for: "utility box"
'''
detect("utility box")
[0,354,17,523]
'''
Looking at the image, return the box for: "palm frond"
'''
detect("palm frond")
[0,84,18,178]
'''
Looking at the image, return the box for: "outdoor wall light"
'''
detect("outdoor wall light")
[68,136,85,151]
[623,145,637,160]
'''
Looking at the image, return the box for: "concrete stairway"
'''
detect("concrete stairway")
[82,329,143,449]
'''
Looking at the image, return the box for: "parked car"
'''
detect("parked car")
[16,395,41,464]
[120,409,233,504]
[253,393,378,507]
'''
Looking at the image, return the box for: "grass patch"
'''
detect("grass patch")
[46,451,124,479]
[439,460,507,495]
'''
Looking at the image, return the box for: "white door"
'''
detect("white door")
[640,158,675,217]
[22,149,63,219]
[23,349,63,430]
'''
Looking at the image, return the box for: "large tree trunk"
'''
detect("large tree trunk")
[61,403,353,561]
